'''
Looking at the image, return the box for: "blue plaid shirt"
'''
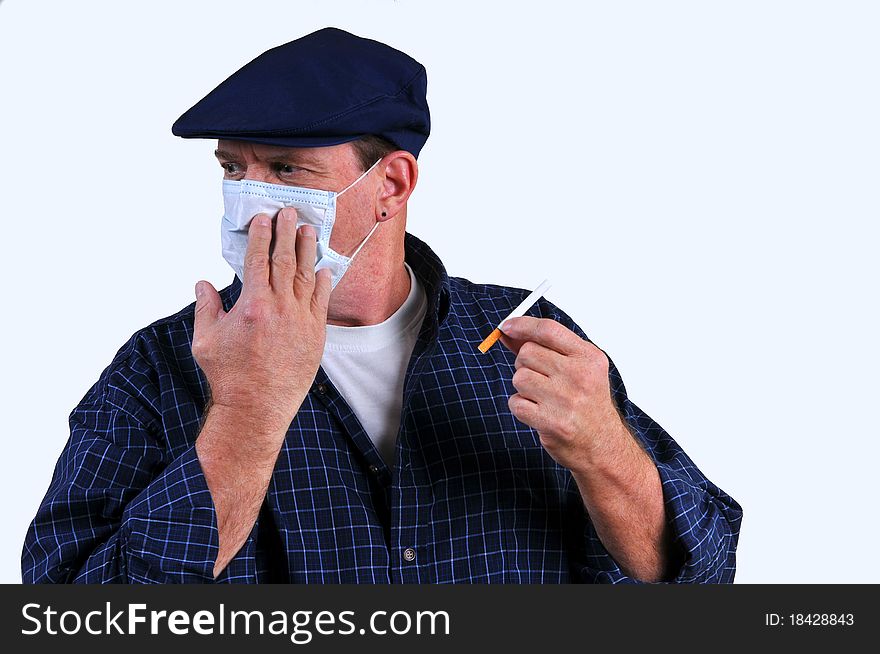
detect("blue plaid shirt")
[23,233,742,584]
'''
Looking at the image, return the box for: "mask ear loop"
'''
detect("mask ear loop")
[336,157,384,261]
[336,158,383,197]
[348,221,381,261]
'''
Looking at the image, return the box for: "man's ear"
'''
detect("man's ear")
[375,151,418,222]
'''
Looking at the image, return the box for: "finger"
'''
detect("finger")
[511,366,551,403]
[293,225,317,300]
[498,331,527,356]
[500,316,583,355]
[311,267,332,318]
[513,341,560,376]
[193,280,224,335]
[508,393,545,430]
[269,208,298,293]
[243,213,273,290]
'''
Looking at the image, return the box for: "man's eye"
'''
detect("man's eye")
[221,162,242,174]
[274,163,298,175]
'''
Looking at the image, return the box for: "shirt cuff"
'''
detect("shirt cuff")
[655,461,738,583]
[120,444,219,583]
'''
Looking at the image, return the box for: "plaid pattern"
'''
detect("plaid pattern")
[23,232,742,584]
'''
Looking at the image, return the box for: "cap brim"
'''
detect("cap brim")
[176,132,365,149]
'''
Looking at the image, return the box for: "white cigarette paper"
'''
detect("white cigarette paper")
[477,279,552,353]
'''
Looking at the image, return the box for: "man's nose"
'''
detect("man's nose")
[243,165,274,183]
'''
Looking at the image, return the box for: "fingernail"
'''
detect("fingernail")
[300,225,314,238]
[499,320,510,333]
[255,214,270,227]
[195,282,204,298]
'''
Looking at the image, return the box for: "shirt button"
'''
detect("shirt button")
[314,383,328,395]
[403,547,416,562]
[368,464,380,476]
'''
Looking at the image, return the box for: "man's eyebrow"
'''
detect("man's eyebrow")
[213,148,320,165]
[213,149,239,160]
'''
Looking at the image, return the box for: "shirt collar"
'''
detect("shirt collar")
[402,231,451,330]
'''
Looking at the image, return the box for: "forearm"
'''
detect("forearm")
[195,403,288,578]
[570,419,678,583]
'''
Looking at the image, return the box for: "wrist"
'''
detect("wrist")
[206,392,302,433]
[197,402,292,463]
[569,413,645,482]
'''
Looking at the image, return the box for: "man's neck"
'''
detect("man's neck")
[326,261,411,327]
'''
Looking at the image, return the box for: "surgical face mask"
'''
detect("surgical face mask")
[221,158,382,289]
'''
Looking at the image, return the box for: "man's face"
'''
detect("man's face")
[214,139,379,257]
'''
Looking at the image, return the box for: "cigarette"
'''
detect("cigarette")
[477,279,552,353]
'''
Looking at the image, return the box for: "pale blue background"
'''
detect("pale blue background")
[1,0,877,582]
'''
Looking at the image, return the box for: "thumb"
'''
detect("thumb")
[193,280,223,333]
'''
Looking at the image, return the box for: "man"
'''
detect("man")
[23,28,741,583]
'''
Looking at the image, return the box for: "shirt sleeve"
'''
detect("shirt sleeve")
[540,300,744,584]
[21,396,225,583]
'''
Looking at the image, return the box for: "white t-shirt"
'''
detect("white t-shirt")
[320,263,427,467]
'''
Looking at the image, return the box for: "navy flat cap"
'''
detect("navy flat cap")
[172,27,430,157]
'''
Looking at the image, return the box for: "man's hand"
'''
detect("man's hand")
[190,208,331,577]
[192,209,332,438]
[498,316,628,473]
[499,316,678,582]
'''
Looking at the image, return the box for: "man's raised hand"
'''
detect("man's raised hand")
[192,208,332,438]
